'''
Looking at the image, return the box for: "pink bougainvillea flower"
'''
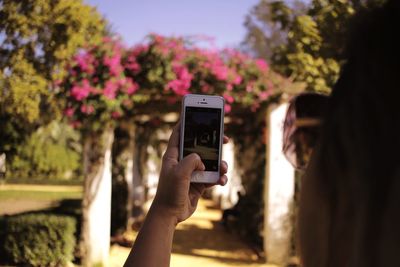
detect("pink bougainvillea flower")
[166,64,192,95]
[166,79,190,96]
[225,104,232,113]
[246,84,254,93]
[232,74,242,85]
[125,54,141,73]
[125,82,139,95]
[111,111,122,119]
[223,94,234,104]
[173,64,192,81]
[152,33,165,44]
[103,80,118,100]
[64,107,74,117]
[103,36,113,43]
[104,51,122,76]
[255,59,269,72]
[70,121,82,129]
[130,44,149,57]
[70,79,91,101]
[75,52,95,74]
[90,87,102,95]
[118,78,127,87]
[210,62,229,81]
[259,91,271,101]
[80,104,95,115]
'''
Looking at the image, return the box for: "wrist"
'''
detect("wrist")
[148,201,179,228]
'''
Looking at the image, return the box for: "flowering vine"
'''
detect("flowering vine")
[59,34,297,129]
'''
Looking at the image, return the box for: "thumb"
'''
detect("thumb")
[176,153,205,179]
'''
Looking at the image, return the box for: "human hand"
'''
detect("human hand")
[152,122,229,224]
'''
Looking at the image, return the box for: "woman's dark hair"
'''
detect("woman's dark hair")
[299,1,400,266]
[283,93,329,170]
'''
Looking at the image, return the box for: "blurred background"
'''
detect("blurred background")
[0,0,385,266]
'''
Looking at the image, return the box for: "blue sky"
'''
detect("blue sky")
[85,0,260,48]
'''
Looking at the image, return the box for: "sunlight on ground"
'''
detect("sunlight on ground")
[109,199,279,267]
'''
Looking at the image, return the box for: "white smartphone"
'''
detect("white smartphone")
[179,94,225,183]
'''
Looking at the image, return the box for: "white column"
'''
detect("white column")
[82,128,114,266]
[264,103,295,265]
[212,140,242,209]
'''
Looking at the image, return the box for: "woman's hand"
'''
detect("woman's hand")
[124,122,228,267]
[152,122,229,224]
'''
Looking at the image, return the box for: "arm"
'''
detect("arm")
[123,204,176,267]
[124,123,228,267]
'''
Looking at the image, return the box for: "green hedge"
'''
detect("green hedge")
[0,214,76,266]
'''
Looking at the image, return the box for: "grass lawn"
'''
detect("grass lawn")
[0,184,82,201]
[0,184,82,215]
[0,189,82,201]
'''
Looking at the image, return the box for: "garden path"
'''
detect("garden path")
[109,199,278,267]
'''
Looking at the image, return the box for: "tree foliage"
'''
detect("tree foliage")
[243,0,386,93]
[9,121,81,179]
[0,0,106,155]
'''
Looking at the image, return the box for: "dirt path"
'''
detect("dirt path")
[109,199,277,267]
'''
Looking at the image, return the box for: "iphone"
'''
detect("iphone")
[179,94,225,183]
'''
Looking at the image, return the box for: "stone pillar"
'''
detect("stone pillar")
[264,103,295,265]
[81,127,114,266]
[212,140,243,209]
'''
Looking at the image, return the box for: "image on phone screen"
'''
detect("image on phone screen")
[183,106,221,172]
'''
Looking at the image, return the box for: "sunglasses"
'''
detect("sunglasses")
[282,93,329,170]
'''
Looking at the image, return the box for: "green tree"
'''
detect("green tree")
[243,0,386,93]
[9,121,81,179]
[0,0,106,156]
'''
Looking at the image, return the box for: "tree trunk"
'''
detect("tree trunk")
[125,124,135,229]
[80,127,114,267]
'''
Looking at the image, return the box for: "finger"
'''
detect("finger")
[176,153,205,178]
[217,175,228,186]
[190,183,206,197]
[163,122,181,162]
[202,174,229,189]
[223,135,229,144]
[189,183,206,207]
[220,161,228,175]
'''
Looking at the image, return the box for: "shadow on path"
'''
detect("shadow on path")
[170,199,274,267]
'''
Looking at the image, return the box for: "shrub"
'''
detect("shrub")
[8,121,82,180]
[0,214,76,266]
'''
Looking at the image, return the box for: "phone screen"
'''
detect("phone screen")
[183,106,222,171]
